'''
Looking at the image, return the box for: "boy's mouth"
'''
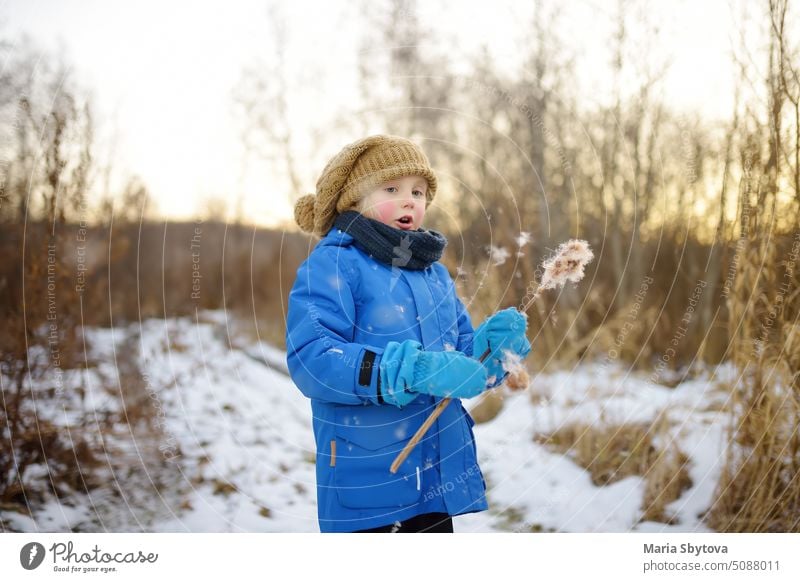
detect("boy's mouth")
[395,215,414,230]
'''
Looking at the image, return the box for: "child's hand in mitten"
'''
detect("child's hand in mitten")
[472,307,531,388]
[379,340,488,406]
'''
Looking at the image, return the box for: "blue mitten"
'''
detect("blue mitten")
[379,340,488,407]
[472,307,531,388]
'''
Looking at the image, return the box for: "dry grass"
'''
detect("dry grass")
[535,414,693,524]
[0,225,105,506]
[641,444,694,524]
[561,301,661,371]
[707,351,800,531]
[706,173,800,532]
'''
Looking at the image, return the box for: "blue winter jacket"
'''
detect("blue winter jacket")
[285,226,489,532]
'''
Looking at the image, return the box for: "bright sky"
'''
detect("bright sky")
[1,0,751,228]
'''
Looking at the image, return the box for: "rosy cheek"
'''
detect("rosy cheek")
[371,200,396,223]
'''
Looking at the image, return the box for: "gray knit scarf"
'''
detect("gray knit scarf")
[333,210,447,270]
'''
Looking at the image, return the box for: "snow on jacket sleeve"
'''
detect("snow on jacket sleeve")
[285,246,384,406]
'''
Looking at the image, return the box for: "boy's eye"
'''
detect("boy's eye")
[384,186,425,197]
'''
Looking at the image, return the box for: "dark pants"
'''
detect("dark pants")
[354,512,454,533]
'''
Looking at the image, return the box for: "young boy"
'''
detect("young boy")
[286,135,530,532]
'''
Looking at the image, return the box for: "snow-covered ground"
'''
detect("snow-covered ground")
[1,311,734,533]
[459,363,733,533]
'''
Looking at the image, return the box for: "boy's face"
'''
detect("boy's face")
[359,175,428,231]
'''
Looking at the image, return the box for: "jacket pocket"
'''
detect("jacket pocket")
[333,406,425,509]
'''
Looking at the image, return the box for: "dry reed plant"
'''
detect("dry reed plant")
[707,170,800,532]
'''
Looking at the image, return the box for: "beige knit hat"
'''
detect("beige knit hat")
[294,134,438,237]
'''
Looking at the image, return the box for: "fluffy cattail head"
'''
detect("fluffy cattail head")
[539,239,595,291]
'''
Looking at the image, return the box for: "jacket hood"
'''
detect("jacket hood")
[317,226,356,249]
